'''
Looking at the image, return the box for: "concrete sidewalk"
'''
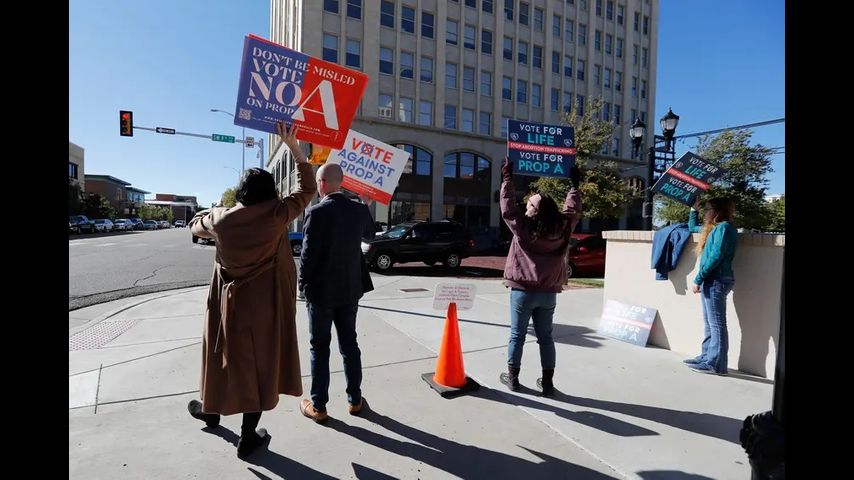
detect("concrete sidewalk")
[69,274,771,479]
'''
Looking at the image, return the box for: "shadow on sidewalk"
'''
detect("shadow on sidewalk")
[203,426,337,479]
[636,471,716,480]
[481,385,742,444]
[474,386,658,437]
[327,409,620,479]
[374,265,504,279]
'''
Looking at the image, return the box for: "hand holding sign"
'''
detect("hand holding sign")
[277,121,305,162]
[569,165,583,188]
[501,158,513,182]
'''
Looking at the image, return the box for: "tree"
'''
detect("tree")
[138,204,174,222]
[766,196,785,232]
[69,179,83,215]
[221,187,237,208]
[656,129,775,230]
[82,193,115,220]
[530,97,639,219]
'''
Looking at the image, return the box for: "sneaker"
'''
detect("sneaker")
[536,378,555,397]
[348,397,366,416]
[683,356,705,365]
[187,400,220,428]
[689,363,726,376]
[237,428,269,460]
[300,399,329,424]
[499,372,521,392]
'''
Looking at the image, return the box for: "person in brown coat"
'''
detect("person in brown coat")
[186,122,316,459]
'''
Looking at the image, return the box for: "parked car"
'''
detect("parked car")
[173,220,186,228]
[566,234,607,278]
[289,231,304,255]
[129,218,144,230]
[159,220,171,229]
[362,221,474,272]
[113,219,132,231]
[373,222,389,236]
[92,219,114,233]
[69,215,96,234]
[143,220,159,230]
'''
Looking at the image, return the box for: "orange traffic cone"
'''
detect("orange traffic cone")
[421,302,480,398]
[433,302,467,387]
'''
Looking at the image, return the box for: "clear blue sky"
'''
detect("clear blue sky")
[70,0,785,208]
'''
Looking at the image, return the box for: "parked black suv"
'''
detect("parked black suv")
[362,221,474,272]
[69,215,96,234]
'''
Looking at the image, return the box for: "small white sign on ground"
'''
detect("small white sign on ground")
[433,283,476,310]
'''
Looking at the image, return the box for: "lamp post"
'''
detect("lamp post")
[629,108,680,230]
[210,108,245,176]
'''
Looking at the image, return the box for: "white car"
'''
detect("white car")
[92,219,114,232]
[113,219,132,231]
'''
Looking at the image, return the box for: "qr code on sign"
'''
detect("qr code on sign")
[238,109,252,120]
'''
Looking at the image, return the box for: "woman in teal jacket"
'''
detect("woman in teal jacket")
[684,197,738,375]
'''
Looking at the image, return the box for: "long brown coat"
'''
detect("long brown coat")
[189,162,316,415]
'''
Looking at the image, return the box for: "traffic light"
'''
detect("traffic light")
[120,110,134,137]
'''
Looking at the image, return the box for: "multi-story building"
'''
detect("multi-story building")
[145,194,200,223]
[84,174,150,217]
[69,142,85,192]
[267,0,658,234]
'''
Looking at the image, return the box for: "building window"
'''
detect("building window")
[503,36,513,60]
[643,16,649,35]
[347,0,362,19]
[578,23,587,45]
[614,104,621,124]
[552,14,561,37]
[502,76,512,100]
[378,94,393,118]
[520,2,529,25]
[533,45,543,68]
[380,1,395,28]
[444,105,457,129]
[616,38,623,58]
[641,80,647,99]
[446,19,458,45]
[564,55,573,77]
[504,0,514,21]
[402,6,415,33]
[565,19,574,41]
[324,0,338,14]
[422,12,435,38]
[446,62,458,88]
[532,83,542,107]
[633,44,639,64]
[634,12,639,32]
[632,76,638,97]
[399,97,414,122]
[595,30,601,51]
[518,41,528,64]
[462,109,475,133]
[563,91,572,113]
[552,51,560,74]
[594,64,601,85]
[345,39,361,68]
[517,79,528,104]
[607,1,614,20]
[444,152,491,180]
[576,94,584,115]
[322,34,338,62]
[481,29,493,54]
[465,0,476,7]
[483,0,494,14]
[464,24,476,50]
[603,102,610,121]
[605,34,612,55]
[463,66,476,91]
[617,5,624,25]
[69,162,78,179]
[640,110,646,122]
[550,88,560,111]
[418,101,433,126]
[577,59,585,80]
[481,71,492,95]
[534,8,544,31]
[643,48,649,67]
[581,0,588,10]
[380,47,394,74]
[615,71,622,92]
[397,144,433,176]
[420,56,433,83]
[501,116,510,138]
[604,67,611,89]
[596,0,602,16]
[632,108,638,122]
[612,138,619,157]
[479,112,492,135]
[400,51,414,78]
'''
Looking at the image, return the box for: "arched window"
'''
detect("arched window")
[396,144,433,176]
[442,151,491,180]
[627,176,644,195]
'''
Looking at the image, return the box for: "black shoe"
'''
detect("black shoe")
[187,400,220,428]
[237,428,269,460]
[499,367,521,392]
[536,378,555,397]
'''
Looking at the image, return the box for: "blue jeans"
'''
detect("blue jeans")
[307,302,362,411]
[697,276,734,374]
[507,289,557,369]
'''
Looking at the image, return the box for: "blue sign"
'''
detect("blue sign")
[598,299,657,347]
[507,120,576,178]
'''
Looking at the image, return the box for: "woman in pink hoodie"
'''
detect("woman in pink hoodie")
[498,159,583,396]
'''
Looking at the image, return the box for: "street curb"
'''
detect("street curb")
[68,286,209,337]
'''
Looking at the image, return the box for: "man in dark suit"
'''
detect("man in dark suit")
[298,163,375,423]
